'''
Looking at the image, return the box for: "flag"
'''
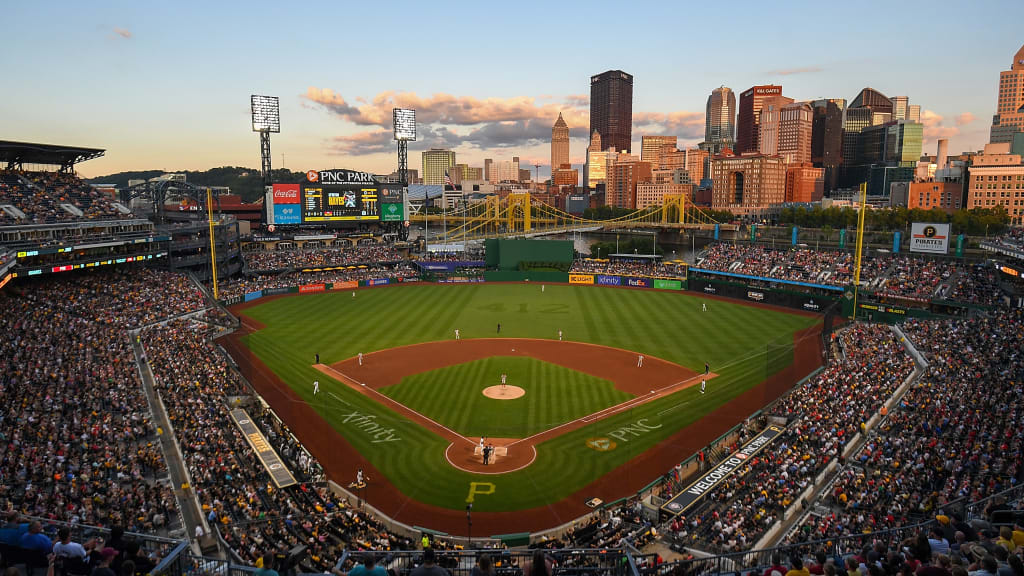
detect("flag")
[444,170,455,190]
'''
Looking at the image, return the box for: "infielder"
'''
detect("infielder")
[558,330,563,341]
[500,373,507,388]
[637,354,644,368]
[356,468,364,485]
[700,379,706,394]
[358,352,364,366]
[313,380,319,395]
[455,329,461,340]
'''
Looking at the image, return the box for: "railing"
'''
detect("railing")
[17,515,186,568]
[301,549,652,576]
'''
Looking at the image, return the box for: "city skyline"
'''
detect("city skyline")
[0,0,1020,178]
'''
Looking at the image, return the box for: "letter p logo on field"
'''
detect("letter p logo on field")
[466,482,495,503]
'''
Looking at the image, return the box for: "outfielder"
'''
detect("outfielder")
[637,354,644,368]
[558,330,563,341]
[313,380,319,395]
[352,291,356,299]
[455,329,461,340]
[700,379,706,394]
[702,302,707,312]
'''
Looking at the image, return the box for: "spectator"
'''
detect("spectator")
[349,555,386,576]
[18,521,53,554]
[92,548,119,576]
[52,528,87,560]
[410,549,449,576]
[471,554,496,576]
[255,554,280,576]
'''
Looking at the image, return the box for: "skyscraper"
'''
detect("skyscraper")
[590,70,633,153]
[736,85,786,154]
[585,130,607,191]
[811,98,845,192]
[705,86,737,154]
[778,102,814,164]
[421,149,456,186]
[605,156,651,209]
[551,113,570,177]
[890,96,909,120]
[990,43,1024,145]
[640,136,677,168]
[758,103,782,156]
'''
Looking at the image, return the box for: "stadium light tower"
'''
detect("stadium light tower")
[393,108,416,187]
[251,95,280,186]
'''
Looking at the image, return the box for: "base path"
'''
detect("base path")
[315,339,713,474]
[222,298,824,536]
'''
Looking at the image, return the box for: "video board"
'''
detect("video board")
[301,169,380,222]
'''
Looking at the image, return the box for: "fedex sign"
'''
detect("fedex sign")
[273,183,300,204]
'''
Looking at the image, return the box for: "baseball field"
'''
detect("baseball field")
[224,282,822,535]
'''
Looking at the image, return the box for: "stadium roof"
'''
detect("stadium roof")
[0,140,105,170]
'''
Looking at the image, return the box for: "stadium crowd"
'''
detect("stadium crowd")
[216,263,419,300]
[664,324,915,554]
[242,245,402,271]
[786,310,1024,544]
[141,317,416,572]
[0,270,196,534]
[698,243,1004,305]
[0,170,128,224]
[569,259,688,278]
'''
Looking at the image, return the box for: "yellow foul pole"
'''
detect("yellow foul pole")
[851,182,867,319]
[207,188,219,300]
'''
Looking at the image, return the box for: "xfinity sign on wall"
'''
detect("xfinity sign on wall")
[910,223,950,254]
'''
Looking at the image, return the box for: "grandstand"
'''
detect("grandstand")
[3,143,1024,576]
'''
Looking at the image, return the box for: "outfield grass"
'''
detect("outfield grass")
[240,283,817,513]
[380,356,632,438]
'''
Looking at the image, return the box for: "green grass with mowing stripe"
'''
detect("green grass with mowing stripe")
[239,283,817,512]
[380,356,632,438]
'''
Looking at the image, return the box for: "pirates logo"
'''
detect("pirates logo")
[923,225,937,238]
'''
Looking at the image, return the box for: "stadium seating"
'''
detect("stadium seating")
[242,245,403,272]
[0,170,129,224]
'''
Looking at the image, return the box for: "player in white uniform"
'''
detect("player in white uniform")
[702,302,707,312]
[313,380,319,395]
[455,329,460,340]
[701,379,706,394]
[358,352,363,366]
[637,355,644,367]
[500,373,507,388]
[558,330,563,341]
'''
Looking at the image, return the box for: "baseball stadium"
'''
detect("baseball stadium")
[3,26,1024,576]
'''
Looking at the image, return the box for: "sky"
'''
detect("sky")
[1,0,1021,179]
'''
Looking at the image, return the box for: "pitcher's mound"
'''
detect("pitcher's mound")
[482,385,525,400]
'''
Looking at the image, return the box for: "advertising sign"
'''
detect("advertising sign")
[244,291,263,302]
[625,277,652,288]
[654,279,683,290]
[368,278,391,286]
[272,183,301,204]
[230,409,296,488]
[298,283,325,294]
[596,275,622,286]
[747,290,765,301]
[379,187,403,203]
[331,281,359,290]
[273,204,301,225]
[381,203,404,222]
[661,426,784,517]
[569,274,594,285]
[910,223,950,254]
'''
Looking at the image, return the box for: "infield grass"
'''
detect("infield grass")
[239,283,819,513]
[380,356,632,438]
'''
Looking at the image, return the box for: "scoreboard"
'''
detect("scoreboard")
[302,185,379,221]
[270,169,396,226]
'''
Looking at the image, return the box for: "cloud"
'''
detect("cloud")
[633,111,705,139]
[113,27,132,39]
[955,112,976,126]
[310,87,703,156]
[304,88,589,129]
[764,66,823,76]
[921,109,960,142]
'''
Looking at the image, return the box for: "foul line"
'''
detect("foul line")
[507,372,717,447]
[317,363,473,445]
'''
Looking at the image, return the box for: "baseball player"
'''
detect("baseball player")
[356,468,364,486]
[315,353,320,364]
[704,361,709,375]
[455,329,461,340]
[637,354,644,368]
[479,436,485,452]
[558,330,563,341]
[313,380,319,395]
[542,284,545,293]
[501,373,507,388]
[701,379,706,394]
[352,291,356,299]
[702,302,707,312]
[358,352,364,366]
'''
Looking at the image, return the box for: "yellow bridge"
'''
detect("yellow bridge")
[409,193,735,242]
